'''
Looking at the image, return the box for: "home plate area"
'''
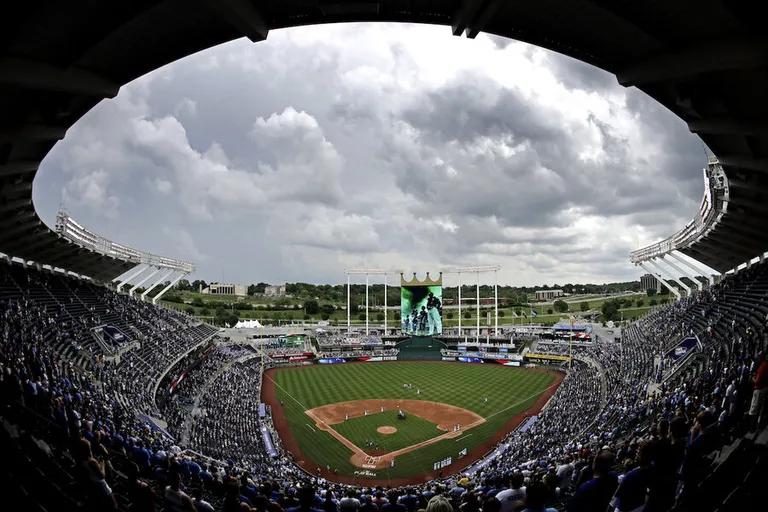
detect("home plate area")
[304,399,485,469]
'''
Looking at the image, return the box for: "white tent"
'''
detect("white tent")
[233,319,263,329]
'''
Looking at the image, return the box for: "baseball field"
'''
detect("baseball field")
[261,362,562,485]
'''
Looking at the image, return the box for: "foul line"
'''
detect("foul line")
[305,424,316,432]
[265,372,564,470]
[484,381,562,422]
[264,374,333,427]
[455,433,473,442]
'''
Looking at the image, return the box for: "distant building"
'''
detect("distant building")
[264,284,287,297]
[201,282,246,296]
[640,273,661,292]
[535,289,564,301]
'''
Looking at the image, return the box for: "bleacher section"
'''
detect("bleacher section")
[1,258,767,511]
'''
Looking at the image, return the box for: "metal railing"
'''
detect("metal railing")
[630,156,729,263]
[55,211,194,272]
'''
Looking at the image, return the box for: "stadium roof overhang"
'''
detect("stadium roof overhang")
[1,1,767,277]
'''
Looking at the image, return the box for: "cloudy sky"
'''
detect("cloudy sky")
[33,23,707,286]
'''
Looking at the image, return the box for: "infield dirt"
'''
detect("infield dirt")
[305,399,484,469]
[261,363,563,486]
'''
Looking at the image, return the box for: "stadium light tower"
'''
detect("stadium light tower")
[345,269,400,336]
[442,265,502,342]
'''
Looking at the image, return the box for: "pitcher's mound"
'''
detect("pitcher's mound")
[377,426,397,435]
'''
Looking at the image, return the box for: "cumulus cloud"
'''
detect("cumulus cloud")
[62,169,120,217]
[34,23,706,285]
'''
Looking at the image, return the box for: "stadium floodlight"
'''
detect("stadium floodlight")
[345,268,402,275]
[441,265,501,273]
[441,265,502,340]
[345,268,402,335]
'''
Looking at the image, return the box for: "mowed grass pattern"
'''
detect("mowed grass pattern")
[334,410,442,453]
[268,362,555,481]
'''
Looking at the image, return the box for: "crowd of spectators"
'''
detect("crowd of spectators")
[316,348,399,359]
[1,261,768,511]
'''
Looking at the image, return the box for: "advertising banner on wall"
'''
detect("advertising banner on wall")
[663,336,699,364]
[317,358,346,364]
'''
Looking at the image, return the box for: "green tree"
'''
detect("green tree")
[580,301,589,312]
[358,313,366,321]
[463,311,471,319]
[215,307,238,327]
[553,300,568,313]
[185,306,195,315]
[320,304,335,318]
[650,299,657,306]
[646,288,657,296]
[636,299,645,308]
[376,313,384,322]
[446,311,454,320]
[547,308,554,315]
[303,299,320,315]
[601,300,619,321]
[498,310,505,318]
[191,297,204,307]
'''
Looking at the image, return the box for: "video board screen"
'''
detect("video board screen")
[401,273,442,336]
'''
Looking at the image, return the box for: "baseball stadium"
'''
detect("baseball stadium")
[2,2,768,512]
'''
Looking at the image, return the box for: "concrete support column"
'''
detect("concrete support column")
[152,272,187,304]
[638,262,681,299]
[661,255,702,292]
[141,268,176,301]
[129,267,161,297]
[667,252,714,286]
[115,264,149,292]
[649,258,691,296]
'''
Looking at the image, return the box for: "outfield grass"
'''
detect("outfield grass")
[333,410,442,453]
[267,362,556,481]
